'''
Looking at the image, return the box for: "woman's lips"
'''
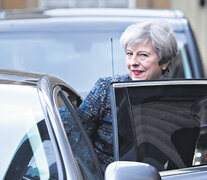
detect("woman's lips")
[132,70,144,76]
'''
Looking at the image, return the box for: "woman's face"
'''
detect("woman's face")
[126,40,169,81]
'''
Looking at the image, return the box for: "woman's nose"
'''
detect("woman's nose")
[130,55,141,65]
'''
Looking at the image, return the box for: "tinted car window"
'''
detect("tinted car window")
[111,81,207,171]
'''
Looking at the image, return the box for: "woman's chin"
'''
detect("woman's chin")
[132,76,146,81]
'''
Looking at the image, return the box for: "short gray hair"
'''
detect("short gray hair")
[120,20,178,66]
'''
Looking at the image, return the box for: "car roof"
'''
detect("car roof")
[43,8,184,18]
[0,8,186,32]
[0,8,184,20]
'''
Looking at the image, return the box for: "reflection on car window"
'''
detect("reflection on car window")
[113,83,207,172]
[5,120,58,180]
[56,90,102,180]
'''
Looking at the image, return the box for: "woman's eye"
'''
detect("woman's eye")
[126,52,133,56]
[140,53,148,57]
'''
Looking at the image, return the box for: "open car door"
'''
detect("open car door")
[110,79,207,179]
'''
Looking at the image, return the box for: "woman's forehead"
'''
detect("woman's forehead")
[127,38,150,47]
[127,40,153,51]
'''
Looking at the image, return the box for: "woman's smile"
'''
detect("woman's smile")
[132,70,144,76]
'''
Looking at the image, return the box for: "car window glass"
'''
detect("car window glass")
[0,30,197,98]
[4,120,58,180]
[112,82,207,172]
[56,90,103,180]
[179,44,192,78]
[0,85,59,180]
[0,32,123,98]
[167,33,192,79]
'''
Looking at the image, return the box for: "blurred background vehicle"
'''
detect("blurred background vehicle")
[0,8,204,97]
[1,0,206,75]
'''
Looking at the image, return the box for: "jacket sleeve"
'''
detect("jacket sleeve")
[77,77,111,136]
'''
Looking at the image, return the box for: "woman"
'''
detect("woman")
[77,20,178,171]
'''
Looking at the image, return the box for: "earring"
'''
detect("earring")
[162,68,166,75]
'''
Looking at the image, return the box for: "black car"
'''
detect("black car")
[1,69,207,180]
[0,8,204,98]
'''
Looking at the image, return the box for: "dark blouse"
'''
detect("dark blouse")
[77,74,132,171]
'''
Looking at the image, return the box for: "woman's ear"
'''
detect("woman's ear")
[161,61,170,70]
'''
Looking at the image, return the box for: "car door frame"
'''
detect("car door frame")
[38,74,103,179]
[37,75,84,179]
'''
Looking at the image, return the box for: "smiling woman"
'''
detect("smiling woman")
[125,41,162,80]
[120,21,178,80]
[76,20,179,172]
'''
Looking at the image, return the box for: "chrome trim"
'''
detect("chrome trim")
[112,79,207,88]
[37,77,65,180]
[37,76,82,180]
[160,165,207,177]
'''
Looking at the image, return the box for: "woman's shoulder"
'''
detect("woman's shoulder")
[90,74,131,95]
[114,74,131,82]
[96,74,131,85]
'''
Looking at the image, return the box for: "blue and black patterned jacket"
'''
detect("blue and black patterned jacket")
[77,74,132,171]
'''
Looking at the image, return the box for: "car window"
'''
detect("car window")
[0,29,199,98]
[56,89,103,180]
[0,32,122,98]
[0,84,61,180]
[111,80,207,172]
[168,45,191,79]
[168,33,193,79]
[4,120,58,179]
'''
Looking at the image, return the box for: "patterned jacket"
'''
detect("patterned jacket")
[77,74,132,171]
